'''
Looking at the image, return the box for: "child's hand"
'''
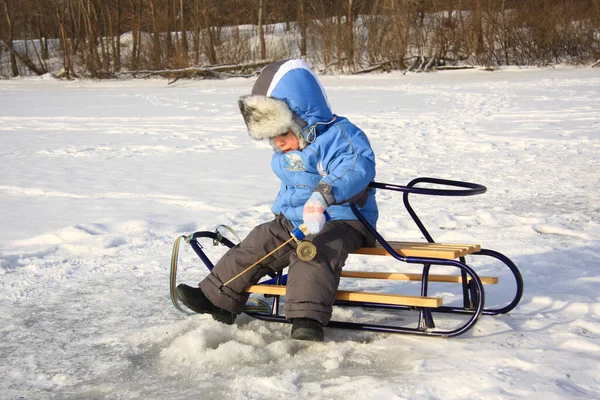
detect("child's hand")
[303,192,328,234]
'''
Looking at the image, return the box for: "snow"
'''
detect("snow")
[1,67,599,399]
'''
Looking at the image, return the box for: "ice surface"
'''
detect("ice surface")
[1,67,599,399]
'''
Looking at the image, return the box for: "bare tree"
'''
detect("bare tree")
[52,0,74,78]
[298,0,307,56]
[501,0,509,65]
[191,0,202,64]
[472,0,483,59]
[179,0,189,66]
[1,0,19,76]
[2,0,600,78]
[165,0,175,62]
[128,0,142,70]
[148,0,163,68]
[106,0,121,72]
[388,0,412,67]
[345,0,354,65]
[80,0,101,75]
[258,0,266,59]
[202,0,219,65]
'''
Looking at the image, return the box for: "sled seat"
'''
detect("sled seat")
[245,284,443,308]
[353,241,481,259]
[346,241,498,285]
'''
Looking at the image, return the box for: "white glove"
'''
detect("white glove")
[302,192,328,234]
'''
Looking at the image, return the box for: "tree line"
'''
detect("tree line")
[1,0,599,79]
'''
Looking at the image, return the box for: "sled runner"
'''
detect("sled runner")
[170,177,523,337]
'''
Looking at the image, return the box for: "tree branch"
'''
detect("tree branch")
[0,38,45,76]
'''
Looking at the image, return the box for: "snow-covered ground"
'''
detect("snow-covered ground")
[1,67,599,399]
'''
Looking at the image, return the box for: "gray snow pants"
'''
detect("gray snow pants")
[199,214,374,325]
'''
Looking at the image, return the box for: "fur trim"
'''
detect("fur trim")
[238,95,307,151]
[238,95,294,140]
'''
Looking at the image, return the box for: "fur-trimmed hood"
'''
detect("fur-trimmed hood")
[238,59,334,151]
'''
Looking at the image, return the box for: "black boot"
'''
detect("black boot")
[176,284,236,325]
[291,318,324,341]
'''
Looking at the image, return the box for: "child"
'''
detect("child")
[177,59,378,341]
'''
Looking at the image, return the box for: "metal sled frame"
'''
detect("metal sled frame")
[355,179,524,317]
[176,178,523,337]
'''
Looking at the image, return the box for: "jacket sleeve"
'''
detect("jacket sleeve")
[271,182,286,215]
[317,123,376,205]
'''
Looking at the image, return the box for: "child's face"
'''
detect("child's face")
[274,131,299,153]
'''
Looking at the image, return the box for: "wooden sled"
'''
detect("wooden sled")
[171,178,523,337]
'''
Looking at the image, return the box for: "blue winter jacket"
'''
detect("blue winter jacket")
[265,62,378,228]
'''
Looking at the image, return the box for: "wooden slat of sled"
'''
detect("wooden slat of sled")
[353,241,481,259]
[340,271,499,285]
[245,284,443,308]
